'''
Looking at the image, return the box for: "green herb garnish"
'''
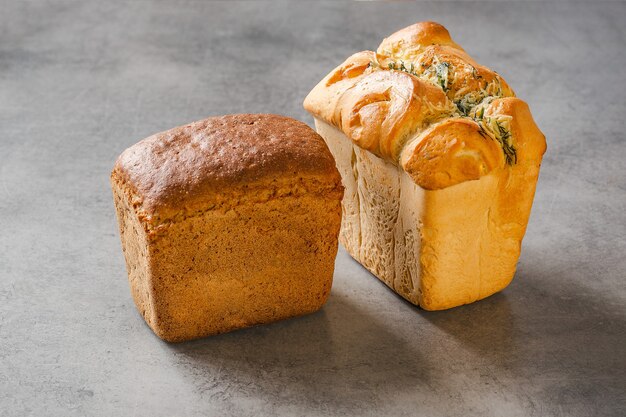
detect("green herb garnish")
[479,116,517,165]
[434,62,450,92]
[388,60,420,77]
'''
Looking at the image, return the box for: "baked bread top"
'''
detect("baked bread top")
[304,22,546,190]
[112,114,342,225]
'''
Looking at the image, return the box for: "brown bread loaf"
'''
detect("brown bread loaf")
[111,114,344,341]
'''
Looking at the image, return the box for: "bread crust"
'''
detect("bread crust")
[376,21,464,61]
[400,118,503,189]
[304,22,545,190]
[112,114,341,223]
[337,70,453,161]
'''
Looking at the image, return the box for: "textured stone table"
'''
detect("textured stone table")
[1,1,625,416]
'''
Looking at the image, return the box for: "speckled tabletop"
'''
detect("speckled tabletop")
[1,1,625,416]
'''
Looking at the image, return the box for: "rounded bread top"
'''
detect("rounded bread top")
[112,114,341,216]
[304,21,546,190]
[376,21,464,61]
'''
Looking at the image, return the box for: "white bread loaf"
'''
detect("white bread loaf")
[304,22,546,310]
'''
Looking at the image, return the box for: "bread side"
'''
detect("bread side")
[111,176,156,328]
[316,119,540,309]
[316,119,417,301]
[148,186,341,341]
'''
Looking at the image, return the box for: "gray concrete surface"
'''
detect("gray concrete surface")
[1,1,625,416]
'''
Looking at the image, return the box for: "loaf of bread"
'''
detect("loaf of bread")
[304,22,546,310]
[111,114,344,341]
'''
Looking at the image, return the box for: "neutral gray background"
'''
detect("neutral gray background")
[1,1,625,416]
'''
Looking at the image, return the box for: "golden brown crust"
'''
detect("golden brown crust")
[142,191,342,342]
[304,51,378,126]
[400,118,504,190]
[405,45,515,103]
[304,21,544,190]
[112,114,341,221]
[485,97,546,164]
[336,70,453,161]
[376,21,463,62]
[413,97,545,310]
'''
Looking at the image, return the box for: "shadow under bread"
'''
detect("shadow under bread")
[165,291,430,410]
